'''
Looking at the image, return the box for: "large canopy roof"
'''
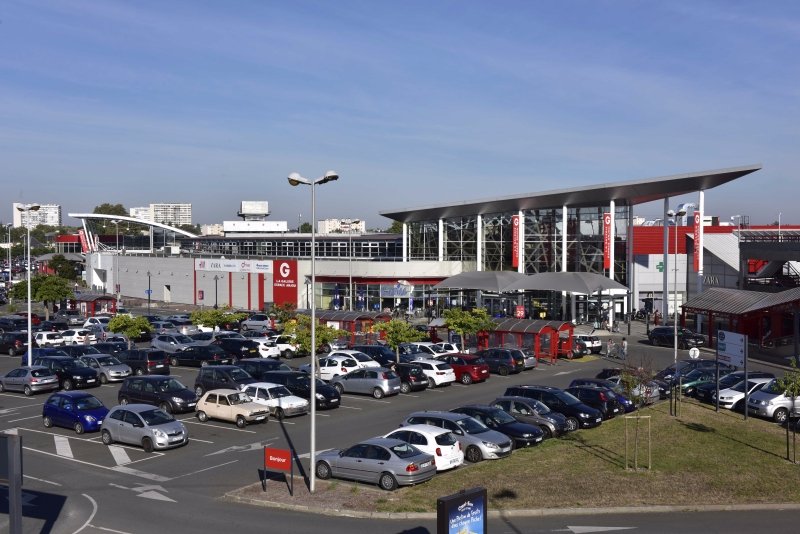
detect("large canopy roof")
[381,164,761,223]
[683,287,800,316]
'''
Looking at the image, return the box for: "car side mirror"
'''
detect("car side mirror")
[453,429,464,436]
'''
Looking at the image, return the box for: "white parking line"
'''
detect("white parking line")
[188,437,214,443]
[179,419,258,433]
[109,445,131,465]
[169,459,238,480]
[54,435,74,458]
[8,415,43,423]
[336,405,362,411]
[24,474,61,486]
[0,393,42,401]
[340,396,391,404]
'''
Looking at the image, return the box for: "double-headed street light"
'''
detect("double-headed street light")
[287,170,339,494]
[16,203,40,367]
[667,205,687,416]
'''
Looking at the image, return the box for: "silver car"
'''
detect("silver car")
[315,437,436,491]
[150,334,202,353]
[101,404,188,452]
[79,354,132,384]
[0,366,59,396]
[402,411,513,463]
[330,367,401,399]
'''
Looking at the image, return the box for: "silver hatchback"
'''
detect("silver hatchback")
[330,367,401,399]
[0,366,59,396]
[402,411,513,463]
[79,354,133,384]
[101,404,189,452]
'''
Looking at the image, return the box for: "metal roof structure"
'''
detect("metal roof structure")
[380,164,761,223]
[682,287,800,316]
[300,310,391,322]
[492,318,572,334]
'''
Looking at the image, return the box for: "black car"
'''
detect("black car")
[351,344,398,367]
[117,349,171,376]
[394,363,429,394]
[37,320,69,332]
[504,385,603,431]
[694,370,775,403]
[654,358,735,385]
[168,345,232,367]
[235,358,293,380]
[490,396,570,438]
[0,332,28,356]
[565,385,624,420]
[194,365,256,397]
[60,344,103,358]
[32,356,99,390]
[475,348,525,376]
[0,317,27,333]
[451,404,544,448]
[117,375,198,414]
[259,370,341,409]
[648,326,706,349]
[212,337,260,362]
[93,341,128,355]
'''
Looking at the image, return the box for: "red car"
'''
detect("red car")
[15,312,41,326]
[436,353,490,385]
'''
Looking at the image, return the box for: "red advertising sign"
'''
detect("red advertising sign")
[264,447,292,472]
[511,215,520,268]
[693,212,701,272]
[602,212,612,270]
[515,305,525,319]
[197,289,204,301]
[78,229,89,253]
[273,260,298,306]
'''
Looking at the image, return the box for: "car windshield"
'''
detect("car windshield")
[389,442,420,458]
[684,369,710,381]
[488,408,517,425]
[718,374,742,388]
[351,352,372,362]
[220,333,246,340]
[728,380,749,393]
[435,363,451,371]
[139,409,174,425]
[96,356,122,366]
[229,392,252,405]
[174,335,194,343]
[229,369,251,381]
[270,386,292,398]
[554,390,582,406]
[528,399,551,414]
[455,416,489,434]
[78,346,102,355]
[30,369,52,377]
[76,396,104,410]
[62,359,89,369]
[762,380,782,394]
[158,378,186,392]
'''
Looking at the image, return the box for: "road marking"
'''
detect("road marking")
[109,445,131,465]
[179,419,258,433]
[110,465,171,482]
[54,435,74,458]
[296,448,331,459]
[8,415,43,423]
[554,370,578,376]
[566,527,636,533]
[75,494,98,534]
[23,474,61,486]
[336,405,362,411]
[426,388,445,393]
[89,525,134,534]
[170,459,238,480]
[188,437,214,443]
[0,393,41,402]
[206,440,277,456]
[341,396,391,404]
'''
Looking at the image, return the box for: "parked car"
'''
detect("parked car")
[571,339,591,358]
[568,378,637,413]
[42,391,108,433]
[654,359,735,385]
[238,335,281,358]
[351,344,397,366]
[451,404,545,448]
[59,344,103,359]
[101,404,189,452]
[37,320,68,333]
[235,358,293,380]
[490,396,569,439]
[212,337,261,362]
[148,321,178,334]
[60,329,95,345]
[394,362,429,394]
[118,375,198,414]
[648,326,705,349]
[315,437,437,491]
[259,370,341,409]
[436,353,491,385]
[475,348,526,375]
[32,356,99,390]
[194,365,256,397]
[383,424,464,472]
[327,350,380,369]
[330,367,401,399]
[79,354,132,384]
[603,374,663,405]
[574,334,602,354]
[413,358,456,388]
[717,378,773,411]
[268,335,300,359]
[299,354,359,381]
[565,385,624,420]
[117,349,171,376]
[695,371,775,404]
[54,309,84,326]
[195,389,269,428]
[432,342,461,354]
[150,333,203,353]
[34,331,65,347]
[93,340,128,355]
[240,313,274,332]
[402,411,513,463]
[398,342,446,357]
[748,378,800,423]
[167,344,232,367]
[504,385,603,431]
[0,331,28,356]
[0,366,59,396]
[16,312,41,326]
[0,317,27,333]
[243,382,309,419]
[680,368,733,397]
[83,316,111,329]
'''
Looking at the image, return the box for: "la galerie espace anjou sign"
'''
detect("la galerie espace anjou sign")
[194,259,273,274]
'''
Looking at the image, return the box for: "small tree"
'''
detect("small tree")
[108,315,153,349]
[374,319,424,363]
[34,276,74,320]
[272,302,297,327]
[777,361,800,462]
[190,307,247,331]
[283,314,343,356]
[48,254,81,280]
[442,308,496,351]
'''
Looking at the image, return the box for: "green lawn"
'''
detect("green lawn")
[375,400,800,513]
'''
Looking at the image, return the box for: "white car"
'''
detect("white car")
[243,382,309,419]
[240,335,281,359]
[383,424,463,472]
[60,329,96,345]
[574,335,602,354]
[268,335,299,359]
[299,355,360,381]
[717,378,773,411]
[433,342,462,354]
[414,358,456,388]
[400,342,447,357]
[328,350,380,369]
[83,316,111,329]
[34,331,64,347]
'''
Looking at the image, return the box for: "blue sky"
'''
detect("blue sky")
[1,1,797,229]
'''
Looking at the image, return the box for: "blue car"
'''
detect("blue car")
[42,391,109,434]
[21,347,69,366]
[568,378,637,413]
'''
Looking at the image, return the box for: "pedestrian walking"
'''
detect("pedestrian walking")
[621,337,628,360]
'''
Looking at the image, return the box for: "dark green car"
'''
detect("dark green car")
[680,368,732,397]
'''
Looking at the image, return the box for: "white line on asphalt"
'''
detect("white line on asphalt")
[180,419,258,433]
[109,445,131,465]
[340,396,391,404]
[89,525,135,534]
[296,448,331,459]
[73,494,98,534]
[188,437,214,443]
[336,405,362,410]
[425,388,445,393]
[23,474,62,486]
[0,393,42,402]
[54,435,74,458]
[110,465,171,482]
[169,460,239,480]
[8,415,43,423]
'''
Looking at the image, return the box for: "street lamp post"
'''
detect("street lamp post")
[16,203,40,367]
[111,220,120,305]
[146,271,152,314]
[3,223,11,290]
[288,170,339,494]
[667,206,686,416]
[348,219,361,311]
[213,275,220,309]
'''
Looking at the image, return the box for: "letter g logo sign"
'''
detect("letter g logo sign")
[279,262,291,278]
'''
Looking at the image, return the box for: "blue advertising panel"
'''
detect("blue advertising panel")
[437,487,487,534]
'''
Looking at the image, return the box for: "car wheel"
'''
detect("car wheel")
[274,408,284,421]
[315,461,332,480]
[119,397,129,405]
[540,426,553,439]
[200,360,209,367]
[142,437,154,453]
[427,377,436,389]
[400,382,411,394]
[197,410,208,422]
[101,429,113,445]
[282,350,292,359]
[195,386,204,397]
[8,348,16,356]
[43,415,53,428]
[241,325,249,331]
[565,417,579,432]
[461,373,473,385]
[23,385,33,397]
[159,402,171,414]
[465,445,483,463]
[63,379,74,391]
[236,415,247,428]
[498,366,509,376]
[0,382,5,393]
[379,472,398,491]
[170,357,179,367]
[74,421,84,434]
[372,387,385,399]
[333,383,344,395]
[135,368,144,376]
[733,400,743,412]
[774,408,789,424]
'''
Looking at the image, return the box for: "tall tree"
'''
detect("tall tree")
[190,307,248,331]
[108,315,154,349]
[93,203,128,234]
[11,275,74,320]
[386,220,403,234]
[272,302,297,326]
[299,222,312,233]
[48,254,80,280]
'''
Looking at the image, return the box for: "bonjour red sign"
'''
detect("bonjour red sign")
[603,212,612,270]
[511,215,520,268]
[264,447,292,472]
[693,212,701,272]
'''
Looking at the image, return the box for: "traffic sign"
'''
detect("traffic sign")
[688,347,700,359]
[145,289,153,296]
[717,330,746,367]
